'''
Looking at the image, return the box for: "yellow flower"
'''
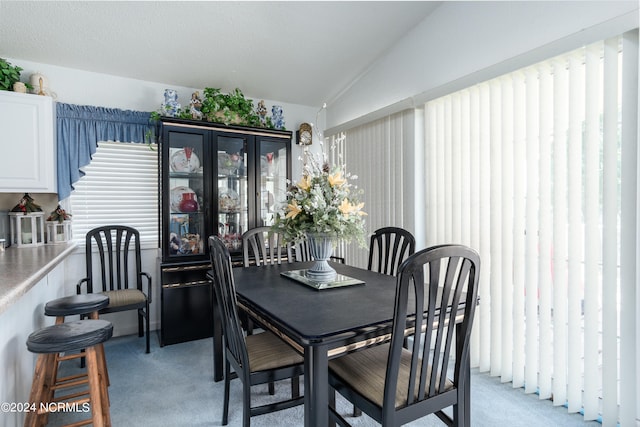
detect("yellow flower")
[297,175,312,191]
[355,202,367,216]
[285,200,302,219]
[338,198,351,216]
[328,171,346,187]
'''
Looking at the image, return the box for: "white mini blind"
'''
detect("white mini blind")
[70,141,159,247]
[422,34,637,426]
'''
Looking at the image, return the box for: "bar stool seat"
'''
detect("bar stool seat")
[25,319,113,427]
[27,320,113,353]
[45,294,110,322]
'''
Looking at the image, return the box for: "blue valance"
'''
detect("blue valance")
[56,103,154,200]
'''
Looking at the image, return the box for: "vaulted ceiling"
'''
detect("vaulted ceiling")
[0,1,441,107]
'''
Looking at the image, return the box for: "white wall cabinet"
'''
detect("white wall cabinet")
[0,91,55,193]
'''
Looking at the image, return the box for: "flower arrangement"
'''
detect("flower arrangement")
[272,150,367,246]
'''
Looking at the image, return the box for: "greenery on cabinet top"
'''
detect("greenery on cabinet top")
[0,58,33,91]
[152,87,284,130]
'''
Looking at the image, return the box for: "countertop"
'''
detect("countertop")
[0,242,76,316]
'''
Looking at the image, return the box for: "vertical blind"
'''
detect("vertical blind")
[70,141,159,247]
[423,34,636,425]
[326,110,416,268]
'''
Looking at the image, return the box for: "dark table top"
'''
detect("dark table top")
[232,261,398,346]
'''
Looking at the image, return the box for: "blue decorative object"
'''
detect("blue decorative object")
[272,105,285,130]
[162,89,181,117]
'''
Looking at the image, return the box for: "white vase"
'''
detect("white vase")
[306,233,337,281]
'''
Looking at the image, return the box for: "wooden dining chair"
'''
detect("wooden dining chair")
[242,226,289,266]
[76,225,152,353]
[367,226,416,276]
[328,244,481,427]
[209,235,304,427]
[347,226,416,416]
[241,226,289,337]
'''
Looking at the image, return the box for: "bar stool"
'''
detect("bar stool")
[45,294,110,379]
[25,319,113,427]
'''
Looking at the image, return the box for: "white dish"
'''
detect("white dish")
[218,152,242,175]
[170,149,201,173]
[219,187,240,212]
[170,186,196,212]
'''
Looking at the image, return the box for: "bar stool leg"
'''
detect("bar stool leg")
[24,353,56,427]
[97,346,111,424]
[86,346,108,427]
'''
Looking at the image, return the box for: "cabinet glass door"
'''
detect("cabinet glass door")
[167,131,205,258]
[216,136,247,253]
[258,138,289,226]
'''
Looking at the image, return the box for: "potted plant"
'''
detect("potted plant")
[200,87,265,128]
[0,58,32,92]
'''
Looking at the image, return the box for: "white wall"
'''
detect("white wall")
[326,1,639,129]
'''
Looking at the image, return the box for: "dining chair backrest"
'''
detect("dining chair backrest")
[367,226,416,276]
[83,225,144,293]
[242,226,289,267]
[208,235,250,381]
[287,237,312,262]
[383,244,480,421]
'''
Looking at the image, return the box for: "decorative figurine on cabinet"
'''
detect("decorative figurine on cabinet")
[256,100,268,126]
[162,89,181,117]
[189,91,203,120]
[272,105,285,130]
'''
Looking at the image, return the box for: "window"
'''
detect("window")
[423,34,634,424]
[69,141,159,248]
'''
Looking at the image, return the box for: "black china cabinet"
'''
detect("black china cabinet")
[158,117,291,345]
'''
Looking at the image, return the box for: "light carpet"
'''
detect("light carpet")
[50,334,602,426]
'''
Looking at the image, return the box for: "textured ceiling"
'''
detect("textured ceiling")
[0,1,441,107]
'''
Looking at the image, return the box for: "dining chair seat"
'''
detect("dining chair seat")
[329,343,453,409]
[101,289,147,309]
[246,331,303,372]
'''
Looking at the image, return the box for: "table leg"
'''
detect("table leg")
[304,343,329,427]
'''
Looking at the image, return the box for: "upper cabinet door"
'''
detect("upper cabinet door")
[164,127,207,260]
[0,91,55,193]
[256,137,290,227]
[216,134,248,253]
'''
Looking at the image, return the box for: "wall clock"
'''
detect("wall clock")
[296,122,313,145]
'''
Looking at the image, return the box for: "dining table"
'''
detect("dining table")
[209,261,472,427]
